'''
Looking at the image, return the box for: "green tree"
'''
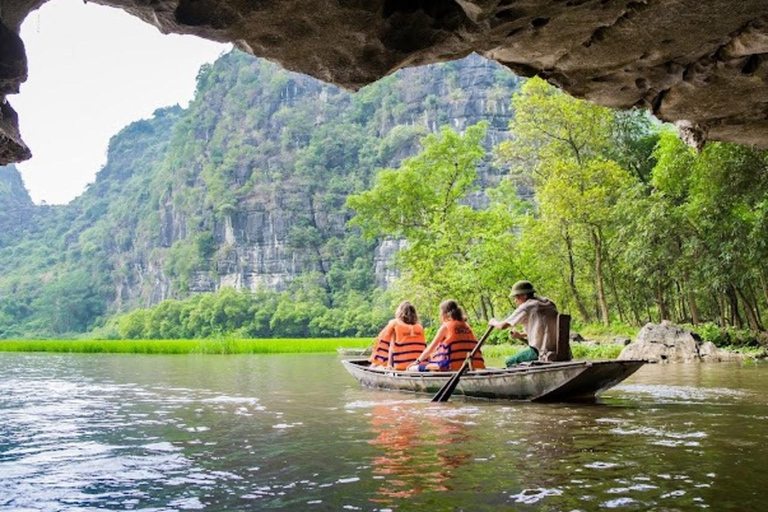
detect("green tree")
[348,122,524,319]
[498,77,641,325]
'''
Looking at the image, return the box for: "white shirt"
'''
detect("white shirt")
[504,297,559,357]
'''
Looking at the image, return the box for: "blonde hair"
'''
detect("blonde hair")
[396,301,419,325]
[439,299,466,321]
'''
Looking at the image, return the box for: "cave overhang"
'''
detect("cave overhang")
[2,0,768,164]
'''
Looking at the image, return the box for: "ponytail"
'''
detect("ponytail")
[439,299,466,322]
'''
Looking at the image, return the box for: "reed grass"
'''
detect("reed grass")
[0,338,371,355]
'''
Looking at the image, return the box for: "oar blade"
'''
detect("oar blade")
[431,372,461,402]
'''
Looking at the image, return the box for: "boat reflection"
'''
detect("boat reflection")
[367,404,472,505]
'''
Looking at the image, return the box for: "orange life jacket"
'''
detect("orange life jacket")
[426,320,485,371]
[370,320,426,369]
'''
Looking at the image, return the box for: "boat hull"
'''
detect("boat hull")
[342,359,645,401]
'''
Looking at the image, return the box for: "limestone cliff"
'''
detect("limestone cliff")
[0,51,521,334]
[130,52,518,301]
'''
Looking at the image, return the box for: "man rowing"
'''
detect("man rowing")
[489,280,570,367]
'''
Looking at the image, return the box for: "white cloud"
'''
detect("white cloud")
[13,0,229,204]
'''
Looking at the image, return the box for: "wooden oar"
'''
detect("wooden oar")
[431,325,494,403]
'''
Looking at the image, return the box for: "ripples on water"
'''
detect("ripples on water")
[1,354,766,511]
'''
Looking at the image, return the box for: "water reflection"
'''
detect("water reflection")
[367,404,474,504]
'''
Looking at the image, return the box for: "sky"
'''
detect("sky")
[13,0,228,204]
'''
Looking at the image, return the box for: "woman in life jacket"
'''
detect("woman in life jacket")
[408,300,485,372]
[369,302,427,370]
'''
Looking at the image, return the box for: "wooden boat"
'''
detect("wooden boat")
[342,359,646,401]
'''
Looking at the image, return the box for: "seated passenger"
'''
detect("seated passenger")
[369,301,426,370]
[408,300,485,372]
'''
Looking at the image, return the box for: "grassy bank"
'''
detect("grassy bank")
[0,338,370,355]
[1,337,760,361]
[0,338,623,361]
[482,342,625,367]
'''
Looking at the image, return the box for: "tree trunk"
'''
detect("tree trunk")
[478,297,488,322]
[592,229,610,327]
[675,281,686,323]
[656,278,668,322]
[604,249,626,323]
[759,268,768,311]
[684,273,701,326]
[736,287,763,331]
[747,283,763,326]
[562,225,591,322]
[718,294,727,327]
[688,291,700,326]
[484,295,496,319]
[728,286,743,328]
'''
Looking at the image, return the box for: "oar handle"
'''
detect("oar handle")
[466,325,494,366]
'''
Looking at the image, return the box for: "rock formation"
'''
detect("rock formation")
[619,321,745,363]
[3,0,768,164]
[0,52,518,327]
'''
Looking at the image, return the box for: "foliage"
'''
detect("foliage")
[490,78,768,335]
[110,286,392,339]
[0,52,519,339]
[351,75,768,341]
[348,122,526,321]
[693,323,767,349]
[3,49,768,344]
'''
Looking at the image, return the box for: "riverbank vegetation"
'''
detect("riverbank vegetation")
[102,286,391,340]
[94,77,768,348]
[347,78,768,343]
[0,337,627,359]
[2,52,767,347]
[0,338,369,355]
[6,337,758,361]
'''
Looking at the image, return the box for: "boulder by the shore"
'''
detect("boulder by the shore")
[618,321,748,363]
[569,332,585,343]
[611,336,633,346]
[697,342,745,363]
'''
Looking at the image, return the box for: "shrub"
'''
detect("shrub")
[693,322,763,348]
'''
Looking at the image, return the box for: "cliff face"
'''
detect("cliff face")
[103,51,520,304]
[174,53,518,297]
[0,51,521,335]
[0,164,34,245]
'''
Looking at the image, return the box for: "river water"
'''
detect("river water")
[0,353,766,511]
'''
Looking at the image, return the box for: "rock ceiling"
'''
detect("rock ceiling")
[2,0,768,164]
